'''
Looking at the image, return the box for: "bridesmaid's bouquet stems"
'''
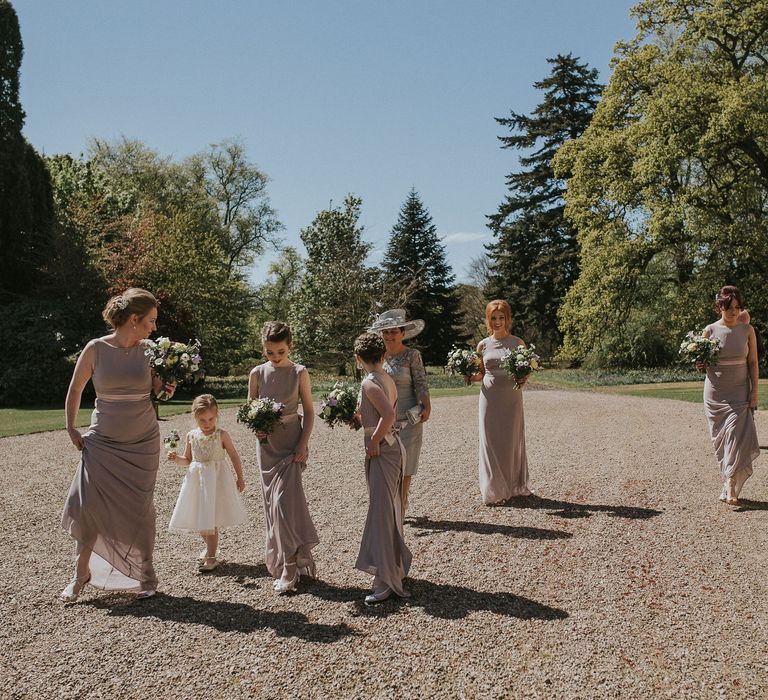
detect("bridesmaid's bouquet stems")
[499,344,542,389]
[145,338,204,400]
[237,398,285,444]
[319,383,361,430]
[679,331,721,366]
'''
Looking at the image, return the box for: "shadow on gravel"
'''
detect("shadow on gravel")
[733,499,768,512]
[405,516,572,540]
[203,562,270,588]
[504,495,662,520]
[88,595,357,642]
[308,578,569,622]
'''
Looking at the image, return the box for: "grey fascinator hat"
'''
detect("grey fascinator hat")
[367,309,425,340]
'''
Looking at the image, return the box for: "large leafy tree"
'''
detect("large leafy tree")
[382,189,464,364]
[556,0,768,367]
[486,54,602,357]
[255,246,304,327]
[290,195,379,372]
[0,0,54,300]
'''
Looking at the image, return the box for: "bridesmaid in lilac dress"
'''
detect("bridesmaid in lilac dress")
[469,300,533,506]
[248,321,318,594]
[60,289,173,602]
[701,286,760,505]
[353,332,412,603]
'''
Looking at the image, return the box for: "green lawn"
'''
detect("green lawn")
[0,387,481,439]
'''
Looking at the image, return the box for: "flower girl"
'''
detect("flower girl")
[168,394,247,571]
[248,321,319,593]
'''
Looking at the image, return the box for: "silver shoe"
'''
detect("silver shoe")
[59,572,91,603]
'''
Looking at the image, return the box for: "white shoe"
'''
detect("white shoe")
[58,572,91,603]
[136,588,156,600]
[274,573,299,594]
[364,587,392,603]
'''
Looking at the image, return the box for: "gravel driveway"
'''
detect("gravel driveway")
[2,390,766,699]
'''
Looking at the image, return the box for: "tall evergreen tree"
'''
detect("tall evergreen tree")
[382,189,463,364]
[486,54,602,356]
[290,195,379,372]
[0,0,53,300]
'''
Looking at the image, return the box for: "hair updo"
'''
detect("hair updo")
[102,288,158,329]
[192,394,218,415]
[714,285,744,313]
[261,321,292,345]
[354,332,386,363]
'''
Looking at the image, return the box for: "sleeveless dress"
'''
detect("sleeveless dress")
[168,427,248,535]
[383,347,429,477]
[61,338,160,590]
[478,335,532,504]
[704,323,760,498]
[355,370,412,595]
[251,362,319,577]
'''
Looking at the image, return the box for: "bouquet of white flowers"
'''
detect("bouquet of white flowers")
[499,344,542,389]
[163,429,181,450]
[144,337,204,400]
[319,383,361,430]
[237,398,285,444]
[679,331,721,366]
[445,346,481,380]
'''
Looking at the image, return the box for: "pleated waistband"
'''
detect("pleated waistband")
[717,359,747,366]
[96,393,151,402]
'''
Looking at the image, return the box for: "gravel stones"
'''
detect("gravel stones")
[2,390,766,698]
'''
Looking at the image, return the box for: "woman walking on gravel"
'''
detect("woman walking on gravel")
[369,309,431,513]
[353,332,412,603]
[469,300,533,506]
[248,321,319,594]
[700,286,760,505]
[60,288,173,602]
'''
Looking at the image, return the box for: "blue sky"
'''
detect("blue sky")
[14,0,637,283]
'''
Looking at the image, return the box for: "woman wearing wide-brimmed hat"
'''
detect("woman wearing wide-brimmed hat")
[368,309,431,512]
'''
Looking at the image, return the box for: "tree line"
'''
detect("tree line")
[3,0,767,405]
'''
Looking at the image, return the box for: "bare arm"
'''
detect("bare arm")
[65,342,96,450]
[168,433,193,467]
[294,369,314,463]
[363,378,395,458]
[247,368,259,401]
[221,429,246,491]
[747,326,759,410]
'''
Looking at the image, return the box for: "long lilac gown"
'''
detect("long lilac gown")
[355,370,412,595]
[478,335,532,504]
[704,322,760,498]
[252,362,319,577]
[61,338,160,590]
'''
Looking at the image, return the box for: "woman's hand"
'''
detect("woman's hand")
[255,431,268,440]
[236,475,246,492]
[163,380,178,399]
[695,361,707,372]
[67,427,84,451]
[517,375,529,386]
[750,393,758,410]
[347,413,362,431]
[293,443,309,464]
[366,439,381,458]
[167,450,178,462]
[420,405,431,422]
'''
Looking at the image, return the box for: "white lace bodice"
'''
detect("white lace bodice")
[188,428,226,464]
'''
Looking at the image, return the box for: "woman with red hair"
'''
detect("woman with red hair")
[468,300,533,505]
[701,286,760,505]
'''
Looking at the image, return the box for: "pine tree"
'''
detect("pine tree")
[486,54,602,356]
[382,189,463,365]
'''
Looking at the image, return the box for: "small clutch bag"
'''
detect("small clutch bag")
[406,404,422,425]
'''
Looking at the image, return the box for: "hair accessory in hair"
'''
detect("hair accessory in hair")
[114,296,129,310]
